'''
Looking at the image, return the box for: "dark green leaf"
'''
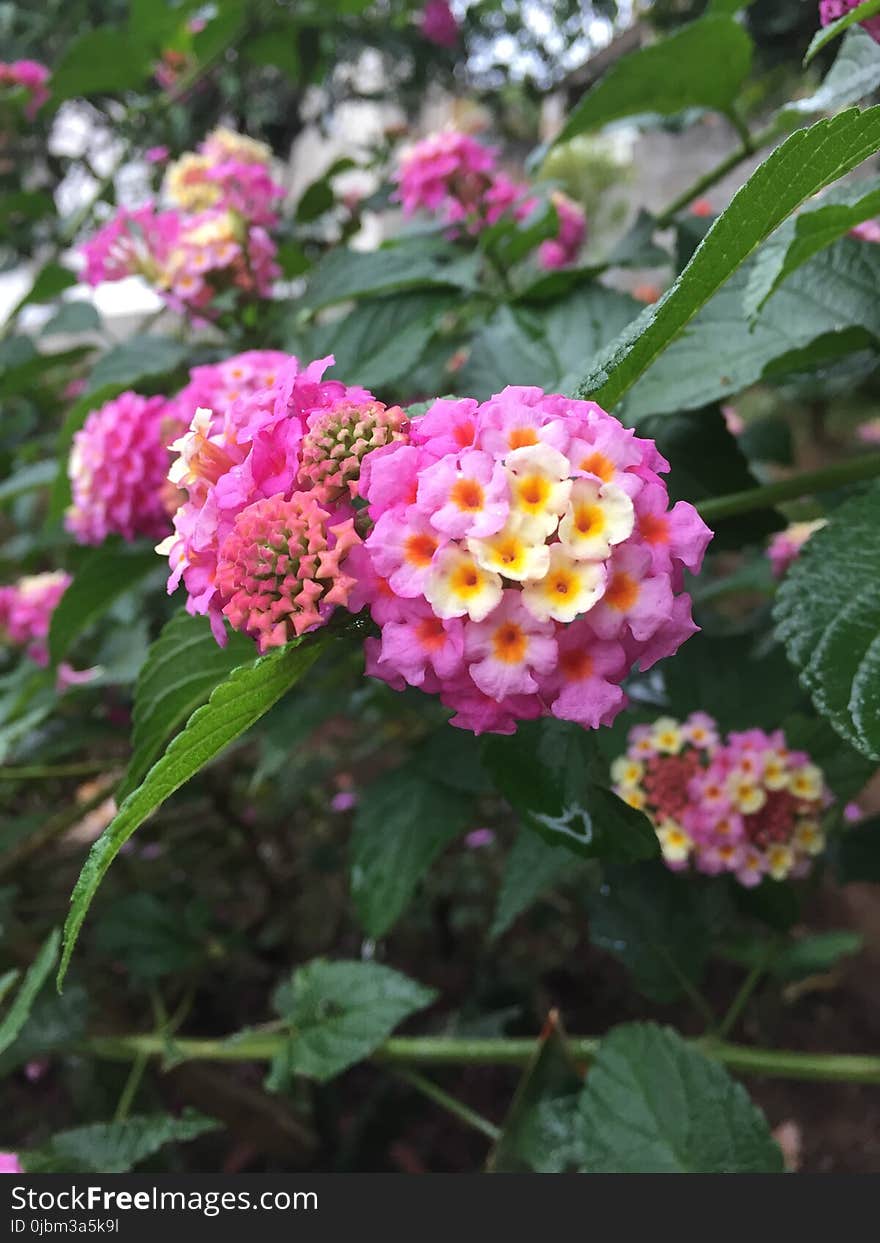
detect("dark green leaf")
[624,241,880,418]
[490,830,574,939]
[556,17,753,145]
[120,613,255,800]
[775,482,880,760]
[22,1110,219,1174]
[304,237,479,310]
[784,29,880,117]
[577,108,880,411]
[48,544,160,664]
[587,863,726,1002]
[0,929,59,1056]
[833,814,880,882]
[483,720,659,863]
[243,29,301,80]
[87,337,188,395]
[770,931,862,981]
[59,636,328,987]
[351,768,473,938]
[51,28,154,101]
[93,894,212,982]
[488,1013,582,1172]
[48,381,128,523]
[638,407,781,549]
[268,959,435,1085]
[578,1023,783,1172]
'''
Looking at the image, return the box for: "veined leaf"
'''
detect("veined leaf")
[59,636,328,987]
[578,1024,783,1173]
[48,543,160,664]
[120,613,255,800]
[555,17,752,146]
[268,959,435,1085]
[744,176,880,318]
[576,107,880,410]
[0,928,59,1056]
[21,1110,218,1174]
[775,482,880,761]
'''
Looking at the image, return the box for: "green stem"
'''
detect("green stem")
[113,1051,148,1123]
[717,951,774,1041]
[655,117,786,226]
[77,1032,880,1085]
[698,453,880,522]
[0,761,108,780]
[394,1068,501,1142]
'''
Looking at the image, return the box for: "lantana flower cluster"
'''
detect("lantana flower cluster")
[81,128,282,318]
[612,714,829,886]
[0,60,50,119]
[354,387,711,734]
[394,129,586,269]
[159,355,391,645]
[66,351,290,547]
[160,361,710,734]
[0,572,70,667]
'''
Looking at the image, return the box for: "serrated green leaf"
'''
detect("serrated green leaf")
[304,237,480,310]
[59,636,328,987]
[21,1110,219,1174]
[48,544,160,665]
[483,720,659,862]
[623,240,880,418]
[0,928,58,1056]
[587,863,728,1003]
[491,830,573,940]
[306,291,455,390]
[555,17,752,146]
[120,613,255,800]
[351,768,472,938]
[744,176,880,318]
[86,336,188,395]
[770,931,862,981]
[577,107,880,411]
[460,286,639,400]
[578,1023,783,1173]
[775,482,880,760]
[268,959,435,1085]
[0,984,88,1075]
[785,28,880,117]
[51,28,154,101]
[488,1013,582,1172]
[804,0,880,64]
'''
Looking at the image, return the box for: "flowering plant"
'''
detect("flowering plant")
[4,0,880,1180]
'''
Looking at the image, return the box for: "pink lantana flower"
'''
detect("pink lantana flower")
[355,387,710,734]
[612,716,831,884]
[0,572,70,667]
[819,0,880,44]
